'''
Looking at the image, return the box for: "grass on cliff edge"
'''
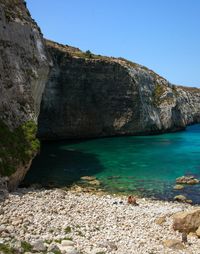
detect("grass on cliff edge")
[0,120,39,176]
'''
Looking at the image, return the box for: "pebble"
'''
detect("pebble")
[0,187,200,254]
[32,240,47,252]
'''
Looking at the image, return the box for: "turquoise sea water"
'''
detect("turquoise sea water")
[23,124,200,203]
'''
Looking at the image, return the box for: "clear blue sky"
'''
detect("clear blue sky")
[26,0,200,87]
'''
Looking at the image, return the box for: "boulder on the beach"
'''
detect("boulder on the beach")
[173,209,200,233]
[173,184,184,190]
[163,239,185,250]
[176,176,199,185]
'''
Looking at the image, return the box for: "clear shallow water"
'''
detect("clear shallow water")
[23,124,200,203]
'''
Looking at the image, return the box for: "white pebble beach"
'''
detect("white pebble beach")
[1,188,200,254]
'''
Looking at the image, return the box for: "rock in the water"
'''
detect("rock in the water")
[173,184,184,190]
[174,195,187,202]
[173,209,200,233]
[163,239,185,250]
[176,176,199,185]
[88,180,101,186]
[32,240,46,252]
[80,176,96,181]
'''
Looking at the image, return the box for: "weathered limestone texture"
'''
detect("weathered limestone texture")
[0,0,50,189]
[38,40,200,139]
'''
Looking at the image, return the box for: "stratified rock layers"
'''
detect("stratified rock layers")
[38,40,200,140]
[0,0,49,189]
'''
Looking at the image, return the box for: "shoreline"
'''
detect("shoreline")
[1,187,200,254]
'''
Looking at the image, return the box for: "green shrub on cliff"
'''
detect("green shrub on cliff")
[0,120,39,176]
[152,83,165,106]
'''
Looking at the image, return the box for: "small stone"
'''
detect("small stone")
[90,247,106,254]
[186,199,193,204]
[181,232,187,243]
[32,240,46,252]
[173,184,184,190]
[12,219,22,226]
[80,176,96,181]
[58,245,78,254]
[163,239,185,250]
[61,240,74,247]
[0,225,6,232]
[155,216,166,225]
[88,180,101,186]
[6,225,14,232]
[48,243,60,252]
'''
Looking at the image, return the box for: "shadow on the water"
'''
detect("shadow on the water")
[21,141,104,188]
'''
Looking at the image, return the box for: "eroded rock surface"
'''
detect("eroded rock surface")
[38,40,200,140]
[0,0,50,188]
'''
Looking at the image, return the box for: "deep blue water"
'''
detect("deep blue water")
[23,124,200,203]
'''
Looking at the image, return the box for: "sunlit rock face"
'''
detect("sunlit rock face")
[0,0,50,189]
[38,40,200,140]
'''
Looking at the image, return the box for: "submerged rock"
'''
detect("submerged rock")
[173,184,184,190]
[176,176,199,185]
[80,176,96,181]
[174,195,187,202]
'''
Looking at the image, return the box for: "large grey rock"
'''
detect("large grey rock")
[38,40,200,140]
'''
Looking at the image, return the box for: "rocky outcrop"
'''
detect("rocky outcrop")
[0,0,50,189]
[38,40,200,140]
[0,1,200,189]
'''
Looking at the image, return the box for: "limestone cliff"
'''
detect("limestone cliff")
[0,0,50,189]
[38,40,200,139]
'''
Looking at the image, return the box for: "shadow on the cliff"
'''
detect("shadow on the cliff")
[21,141,104,188]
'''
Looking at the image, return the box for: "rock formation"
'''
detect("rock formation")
[0,0,50,189]
[38,40,200,140]
[0,1,200,189]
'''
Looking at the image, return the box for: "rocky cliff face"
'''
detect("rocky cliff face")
[1,2,200,190]
[0,0,50,189]
[38,40,200,139]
